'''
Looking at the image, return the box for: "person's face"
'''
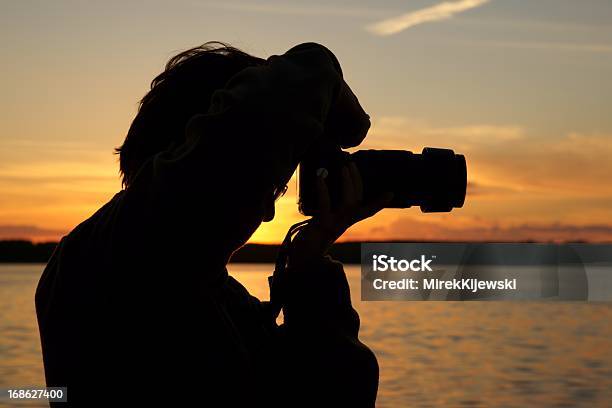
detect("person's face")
[220,183,287,254]
[243,183,287,230]
[264,183,288,222]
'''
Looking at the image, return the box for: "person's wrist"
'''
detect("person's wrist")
[287,223,336,268]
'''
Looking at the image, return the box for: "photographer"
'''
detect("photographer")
[35,42,390,406]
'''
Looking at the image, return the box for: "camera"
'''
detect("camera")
[297,141,467,215]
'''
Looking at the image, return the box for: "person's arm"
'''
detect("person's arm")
[274,255,378,407]
[266,164,391,406]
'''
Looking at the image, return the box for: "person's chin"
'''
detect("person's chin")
[228,221,262,252]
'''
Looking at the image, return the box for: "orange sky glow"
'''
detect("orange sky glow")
[1,1,611,244]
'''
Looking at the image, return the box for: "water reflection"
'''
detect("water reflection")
[1,264,610,407]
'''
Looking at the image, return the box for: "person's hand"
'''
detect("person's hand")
[324,79,371,149]
[288,162,393,267]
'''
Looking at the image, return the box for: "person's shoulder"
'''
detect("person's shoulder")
[57,191,126,257]
[69,190,124,233]
[37,191,128,298]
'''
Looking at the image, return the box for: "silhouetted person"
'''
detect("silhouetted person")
[35,42,388,407]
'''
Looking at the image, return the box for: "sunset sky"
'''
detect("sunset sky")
[1,0,612,243]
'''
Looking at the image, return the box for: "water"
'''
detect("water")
[1,264,611,407]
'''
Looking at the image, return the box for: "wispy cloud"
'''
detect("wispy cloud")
[367,0,490,36]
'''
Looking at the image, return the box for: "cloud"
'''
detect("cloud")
[367,0,490,36]
[362,116,525,150]
[346,217,612,243]
[363,116,612,196]
[466,181,522,197]
[342,116,612,242]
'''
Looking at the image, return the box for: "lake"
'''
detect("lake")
[1,263,611,407]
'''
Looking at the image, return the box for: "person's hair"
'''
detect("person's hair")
[115,42,265,187]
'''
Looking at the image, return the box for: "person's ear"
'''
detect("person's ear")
[185,114,208,142]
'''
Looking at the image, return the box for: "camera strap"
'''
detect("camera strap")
[267,219,311,324]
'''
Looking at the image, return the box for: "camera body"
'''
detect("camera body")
[298,141,467,215]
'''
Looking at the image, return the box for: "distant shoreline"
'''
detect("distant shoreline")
[0,239,603,265]
[0,240,365,264]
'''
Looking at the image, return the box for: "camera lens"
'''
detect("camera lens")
[350,147,467,212]
[298,146,467,215]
